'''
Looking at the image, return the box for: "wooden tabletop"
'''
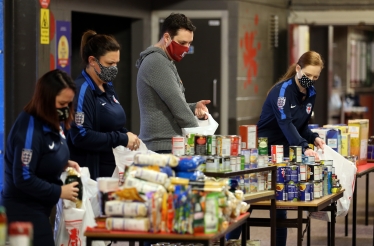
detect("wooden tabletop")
[251,189,344,211]
[356,163,374,177]
[85,213,249,241]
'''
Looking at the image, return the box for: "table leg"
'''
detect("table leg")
[270,199,276,246]
[86,237,92,246]
[298,208,302,246]
[242,220,247,246]
[345,213,348,236]
[353,176,357,246]
[307,216,311,246]
[220,236,225,246]
[331,202,336,246]
[366,173,370,226]
[327,221,331,246]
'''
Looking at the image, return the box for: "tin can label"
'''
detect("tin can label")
[230,135,240,156]
[185,133,195,155]
[289,146,302,163]
[195,135,207,155]
[286,165,300,183]
[302,155,315,164]
[207,135,216,155]
[277,167,287,183]
[206,156,219,172]
[313,181,321,198]
[217,136,231,157]
[276,183,285,201]
[271,145,284,163]
[286,181,299,201]
[224,157,231,171]
[309,164,321,181]
[172,136,185,156]
[299,182,312,201]
[258,137,268,155]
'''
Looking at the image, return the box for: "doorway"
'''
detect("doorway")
[152,10,229,135]
[71,12,134,129]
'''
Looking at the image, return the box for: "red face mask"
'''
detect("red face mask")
[166,40,189,62]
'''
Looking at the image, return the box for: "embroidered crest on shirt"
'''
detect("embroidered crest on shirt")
[306,103,312,114]
[277,97,286,109]
[75,112,84,126]
[21,149,33,166]
[112,95,120,104]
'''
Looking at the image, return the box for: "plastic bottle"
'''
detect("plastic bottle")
[0,206,7,246]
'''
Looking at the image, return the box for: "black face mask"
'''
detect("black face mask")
[57,107,69,121]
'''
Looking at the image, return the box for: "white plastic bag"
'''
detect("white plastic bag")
[54,167,105,246]
[112,139,157,184]
[317,145,357,217]
[182,113,219,136]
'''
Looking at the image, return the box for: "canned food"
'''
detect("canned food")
[289,146,302,163]
[249,174,258,193]
[230,156,237,172]
[257,172,265,191]
[217,136,231,157]
[277,166,287,183]
[276,183,285,201]
[286,165,300,183]
[224,156,231,171]
[229,135,240,156]
[207,135,216,155]
[313,181,321,198]
[236,156,242,171]
[286,181,299,201]
[302,155,315,164]
[309,164,321,181]
[244,174,250,194]
[257,155,268,167]
[206,156,219,172]
[194,134,207,155]
[258,137,268,155]
[320,160,333,166]
[185,133,195,155]
[242,149,250,164]
[8,222,33,246]
[299,182,312,201]
[249,148,258,163]
[172,136,185,156]
[271,145,284,163]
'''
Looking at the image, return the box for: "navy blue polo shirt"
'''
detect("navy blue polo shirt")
[68,70,128,178]
[257,78,319,156]
[1,111,65,211]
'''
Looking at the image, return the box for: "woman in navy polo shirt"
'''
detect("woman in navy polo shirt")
[67,30,140,180]
[0,69,80,245]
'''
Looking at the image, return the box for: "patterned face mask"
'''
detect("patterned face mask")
[297,70,315,88]
[57,107,69,121]
[94,58,118,82]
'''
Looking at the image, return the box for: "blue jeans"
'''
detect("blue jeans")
[226,209,287,245]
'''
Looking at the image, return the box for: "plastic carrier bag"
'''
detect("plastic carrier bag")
[112,139,157,185]
[182,113,219,136]
[54,167,105,246]
[310,145,357,221]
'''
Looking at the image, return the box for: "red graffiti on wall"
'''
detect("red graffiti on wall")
[240,14,261,93]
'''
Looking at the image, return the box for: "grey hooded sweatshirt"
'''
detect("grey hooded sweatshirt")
[136,46,199,151]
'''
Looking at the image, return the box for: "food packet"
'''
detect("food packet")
[204,192,220,234]
[105,200,148,217]
[64,167,83,208]
[115,187,145,202]
[146,191,163,232]
[124,176,167,194]
[175,156,205,172]
[134,154,179,167]
[106,217,150,231]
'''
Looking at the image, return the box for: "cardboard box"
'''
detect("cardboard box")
[239,125,257,149]
[348,119,369,165]
[341,133,351,157]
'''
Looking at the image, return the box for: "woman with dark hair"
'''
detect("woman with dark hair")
[67,30,139,180]
[257,50,326,246]
[0,69,80,246]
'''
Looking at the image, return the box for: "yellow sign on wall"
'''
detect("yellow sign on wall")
[40,8,49,44]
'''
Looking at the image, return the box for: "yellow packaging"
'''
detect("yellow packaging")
[348,119,369,165]
[341,133,351,157]
[323,124,349,133]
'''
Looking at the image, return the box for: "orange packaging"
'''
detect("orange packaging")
[239,125,257,150]
[348,119,369,165]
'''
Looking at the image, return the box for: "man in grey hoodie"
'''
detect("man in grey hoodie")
[136,13,210,153]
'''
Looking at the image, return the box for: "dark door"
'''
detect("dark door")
[71,12,133,129]
[161,18,222,133]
